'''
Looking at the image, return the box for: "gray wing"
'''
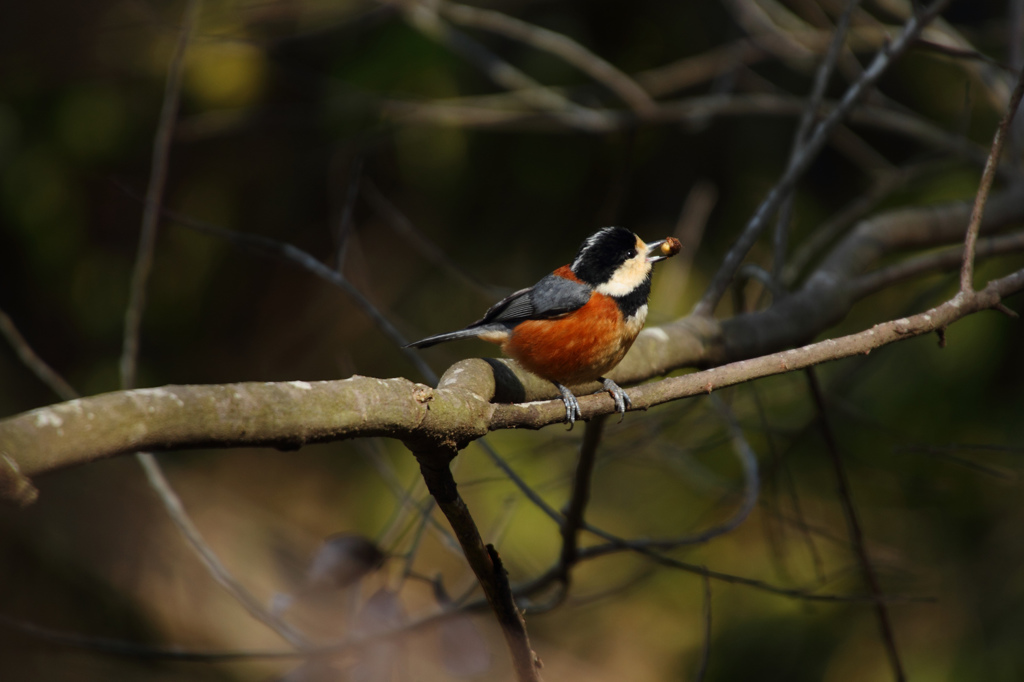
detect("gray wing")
[470,274,591,327]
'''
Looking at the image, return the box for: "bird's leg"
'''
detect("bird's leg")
[599,377,632,421]
[555,383,582,429]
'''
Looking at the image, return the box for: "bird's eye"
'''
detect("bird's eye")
[626,248,637,258]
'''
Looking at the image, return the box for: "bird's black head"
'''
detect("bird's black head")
[570,227,643,288]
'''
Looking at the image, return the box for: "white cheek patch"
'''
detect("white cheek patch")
[595,254,651,297]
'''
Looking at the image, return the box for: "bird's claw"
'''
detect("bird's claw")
[556,384,582,430]
[600,378,631,422]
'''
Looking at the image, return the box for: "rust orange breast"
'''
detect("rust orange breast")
[501,291,637,386]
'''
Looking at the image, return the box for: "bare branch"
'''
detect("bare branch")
[853,230,1024,298]
[694,0,952,316]
[876,0,1013,109]
[395,0,611,131]
[721,0,817,66]
[782,161,937,286]
[414,445,542,682]
[384,93,989,168]
[775,0,862,276]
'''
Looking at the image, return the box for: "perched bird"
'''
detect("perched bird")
[407,227,681,426]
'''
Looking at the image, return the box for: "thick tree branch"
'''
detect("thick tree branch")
[3,186,1024,492]
[3,263,1021,489]
[0,377,489,479]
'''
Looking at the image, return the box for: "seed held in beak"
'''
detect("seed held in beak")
[646,237,682,262]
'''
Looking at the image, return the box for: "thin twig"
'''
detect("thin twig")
[561,541,925,604]
[696,572,712,682]
[1013,0,1024,79]
[3,322,306,645]
[0,611,303,661]
[156,205,439,383]
[135,453,309,646]
[557,414,607,586]
[358,440,460,554]
[385,92,990,168]
[582,396,758,552]
[0,309,77,402]
[0,603,457,662]
[650,180,718,317]
[959,66,1024,293]
[362,180,498,300]
[399,494,435,584]
[781,161,938,286]
[398,0,610,131]
[117,0,309,651]
[720,0,816,66]
[805,368,905,681]
[774,0,862,278]
[635,40,768,97]
[694,0,952,317]
[913,39,1016,71]
[1010,0,1024,166]
[853,230,1024,298]
[334,156,363,271]
[120,0,200,391]
[897,444,1017,480]
[438,0,658,115]
[748,379,827,583]
[476,439,565,525]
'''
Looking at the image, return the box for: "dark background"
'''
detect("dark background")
[1,0,1023,680]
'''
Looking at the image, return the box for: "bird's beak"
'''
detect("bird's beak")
[645,237,682,263]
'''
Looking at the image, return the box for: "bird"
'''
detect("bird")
[406,227,681,427]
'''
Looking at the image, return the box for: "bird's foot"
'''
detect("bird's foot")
[599,378,632,422]
[555,383,582,430]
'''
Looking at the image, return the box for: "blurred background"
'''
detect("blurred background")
[1,0,1024,680]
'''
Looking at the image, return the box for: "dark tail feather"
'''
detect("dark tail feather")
[404,327,485,349]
